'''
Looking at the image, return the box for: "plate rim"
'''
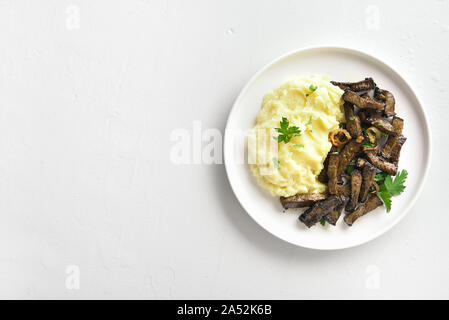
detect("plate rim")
[223,45,432,250]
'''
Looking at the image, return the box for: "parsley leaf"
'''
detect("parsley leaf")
[382,170,408,196]
[377,169,408,212]
[294,144,304,149]
[378,191,392,212]
[275,117,301,143]
[280,117,289,131]
[349,116,355,121]
[320,218,326,226]
[381,132,388,138]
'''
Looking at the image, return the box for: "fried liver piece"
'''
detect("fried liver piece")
[360,92,370,99]
[324,196,349,226]
[358,109,381,125]
[346,169,362,212]
[359,162,377,203]
[344,195,383,226]
[299,195,343,228]
[366,116,397,136]
[337,140,362,177]
[327,152,340,194]
[342,90,385,111]
[280,193,327,209]
[356,157,367,168]
[381,117,404,159]
[365,151,398,175]
[375,88,396,117]
[337,183,351,197]
[331,78,376,92]
[318,149,334,183]
[390,135,407,165]
[344,102,362,138]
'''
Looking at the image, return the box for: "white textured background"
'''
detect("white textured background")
[0,0,447,299]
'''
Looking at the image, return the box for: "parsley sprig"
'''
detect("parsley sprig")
[377,170,408,212]
[275,117,301,143]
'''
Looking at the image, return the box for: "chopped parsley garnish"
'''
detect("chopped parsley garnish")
[275,117,301,143]
[346,165,354,175]
[374,172,388,182]
[306,116,313,134]
[307,116,313,125]
[306,84,318,97]
[376,123,383,127]
[320,218,326,226]
[349,116,355,121]
[272,157,280,170]
[381,132,388,138]
[362,142,375,148]
[294,144,304,149]
[377,170,408,212]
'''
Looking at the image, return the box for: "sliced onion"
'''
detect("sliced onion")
[328,128,351,147]
[366,126,382,144]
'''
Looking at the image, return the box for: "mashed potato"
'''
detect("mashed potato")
[248,75,345,197]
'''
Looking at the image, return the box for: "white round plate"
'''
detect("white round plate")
[224,46,431,250]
